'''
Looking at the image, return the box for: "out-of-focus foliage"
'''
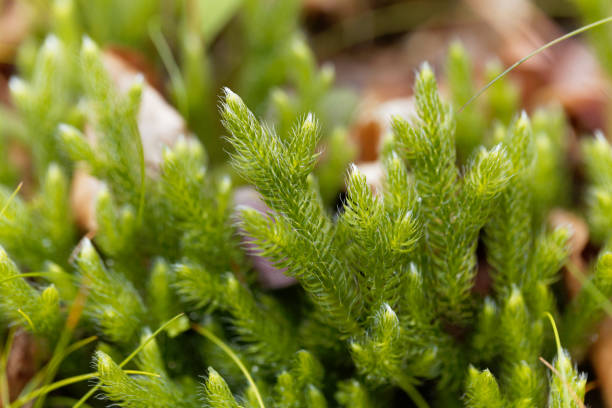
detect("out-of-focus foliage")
[572,0,612,76]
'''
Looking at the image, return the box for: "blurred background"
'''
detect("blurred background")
[1,0,612,165]
[2,0,612,405]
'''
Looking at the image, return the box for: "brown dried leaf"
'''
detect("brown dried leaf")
[590,318,612,408]
[534,43,610,132]
[0,74,10,105]
[2,330,37,407]
[464,0,556,72]
[350,96,415,163]
[70,166,104,233]
[105,47,164,92]
[302,0,360,19]
[0,0,35,64]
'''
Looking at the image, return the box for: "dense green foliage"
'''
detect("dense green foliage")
[1,1,612,408]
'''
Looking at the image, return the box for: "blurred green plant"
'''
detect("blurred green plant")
[572,0,612,77]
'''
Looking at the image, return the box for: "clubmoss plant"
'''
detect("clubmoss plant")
[2,6,612,408]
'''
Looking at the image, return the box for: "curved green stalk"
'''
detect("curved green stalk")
[72,313,184,408]
[12,373,97,408]
[149,23,188,117]
[16,309,35,331]
[545,312,562,356]
[543,313,584,408]
[11,370,159,408]
[192,323,266,408]
[0,273,52,285]
[20,336,98,401]
[0,182,23,217]
[460,15,612,111]
[33,285,90,408]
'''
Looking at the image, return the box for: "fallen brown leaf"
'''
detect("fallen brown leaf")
[2,330,36,408]
[0,0,35,64]
[69,166,104,233]
[590,318,612,408]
